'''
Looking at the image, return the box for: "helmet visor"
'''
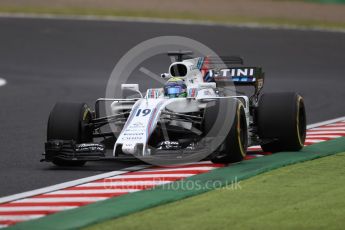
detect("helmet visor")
[167,87,183,95]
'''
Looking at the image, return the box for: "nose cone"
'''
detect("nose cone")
[122,143,138,154]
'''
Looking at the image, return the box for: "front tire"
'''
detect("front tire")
[204,98,247,163]
[257,92,306,153]
[47,102,93,166]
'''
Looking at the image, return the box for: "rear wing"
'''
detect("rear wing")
[206,56,243,65]
[167,51,264,94]
[210,67,264,94]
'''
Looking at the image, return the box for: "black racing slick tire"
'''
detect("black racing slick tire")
[204,98,248,163]
[257,92,306,153]
[47,102,93,166]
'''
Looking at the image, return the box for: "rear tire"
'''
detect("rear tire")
[47,102,93,166]
[204,98,247,163]
[257,92,306,153]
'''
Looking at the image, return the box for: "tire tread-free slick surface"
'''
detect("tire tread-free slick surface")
[258,92,306,152]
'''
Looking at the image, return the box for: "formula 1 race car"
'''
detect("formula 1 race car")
[43,51,306,166]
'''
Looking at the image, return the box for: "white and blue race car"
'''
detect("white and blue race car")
[43,51,306,166]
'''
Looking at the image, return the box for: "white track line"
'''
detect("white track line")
[0,206,77,211]
[306,135,342,138]
[310,127,345,130]
[304,139,326,143]
[141,166,217,172]
[48,189,139,195]
[325,122,345,126]
[0,215,44,221]
[77,181,171,187]
[0,13,344,33]
[0,165,149,204]
[251,154,265,157]
[162,161,214,166]
[307,116,345,129]
[0,78,6,87]
[307,131,345,134]
[107,174,195,179]
[12,197,108,203]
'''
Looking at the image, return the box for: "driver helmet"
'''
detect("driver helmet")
[164,77,187,98]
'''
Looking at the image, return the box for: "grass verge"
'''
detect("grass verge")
[85,152,345,230]
[1,6,345,31]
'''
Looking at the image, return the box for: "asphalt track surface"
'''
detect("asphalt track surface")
[0,17,344,197]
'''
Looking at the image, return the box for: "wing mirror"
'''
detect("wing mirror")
[161,73,171,79]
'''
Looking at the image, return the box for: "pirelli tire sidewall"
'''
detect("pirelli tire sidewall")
[257,92,306,152]
[225,101,248,162]
[206,98,247,163]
